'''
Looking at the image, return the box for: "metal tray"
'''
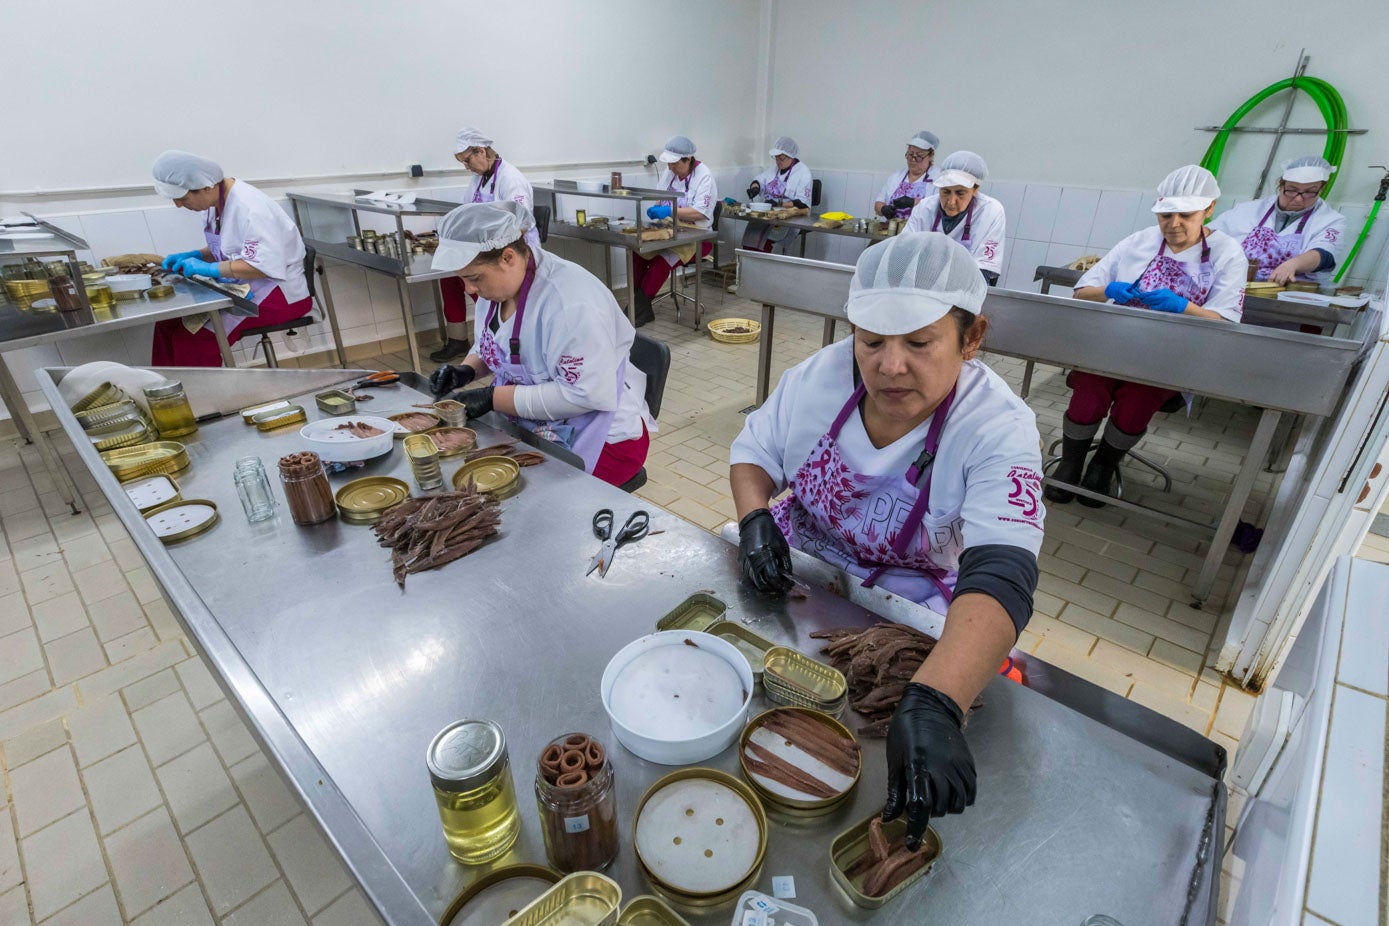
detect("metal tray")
[654,593,726,632]
[615,894,690,925]
[738,707,860,817]
[508,871,622,926]
[829,813,941,909]
[439,863,561,926]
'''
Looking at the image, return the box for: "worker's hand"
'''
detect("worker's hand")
[1137,287,1190,314]
[737,508,793,596]
[162,249,203,271]
[746,182,761,201]
[429,363,475,398]
[449,385,494,420]
[722,197,739,206]
[879,203,898,220]
[884,683,976,849]
[1269,260,1299,285]
[646,204,672,221]
[173,256,221,279]
[1104,281,1140,304]
[891,196,916,211]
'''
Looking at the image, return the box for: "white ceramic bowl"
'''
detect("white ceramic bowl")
[747,202,773,213]
[575,179,605,193]
[601,630,754,765]
[298,416,395,463]
[107,273,152,292]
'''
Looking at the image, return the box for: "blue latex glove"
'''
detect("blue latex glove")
[1104,281,1140,304]
[646,204,672,220]
[1138,288,1190,314]
[173,256,222,279]
[162,249,203,271]
[722,196,738,206]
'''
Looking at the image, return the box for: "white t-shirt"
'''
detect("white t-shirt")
[1076,225,1248,322]
[207,180,308,304]
[1209,196,1347,282]
[876,168,936,207]
[470,159,541,250]
[903,191,1006,275]
[657,162,717,225]
[473,248,652,443]
[731,338,1045,564]
[753,161,814,205]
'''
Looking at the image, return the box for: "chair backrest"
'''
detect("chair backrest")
[711,200,723,232]
[812,178,822,207]
[302,245,318,302]
[629,332,671,420]
[533,205,552,244]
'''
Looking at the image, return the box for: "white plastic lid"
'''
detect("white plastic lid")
[608,646,744,741]
[635,778,760,893]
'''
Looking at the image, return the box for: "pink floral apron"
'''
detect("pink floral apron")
[475,257,622,473]
[772,382,959,612]
[762,160,799,201]
[931,196,977,244]
[1240,204,1312,281]
[889,169,934,203]
[1123,233,1212,308]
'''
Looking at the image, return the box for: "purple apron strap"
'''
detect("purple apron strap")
[931,197,977,242]
[483,255,538,366]
[828,383,866,439]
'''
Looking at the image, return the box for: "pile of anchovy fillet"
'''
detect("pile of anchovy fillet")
[372,486,501,587]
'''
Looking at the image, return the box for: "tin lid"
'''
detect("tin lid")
[254,405,308,431]
[143,380,184,399]
[335,476,409,521]
[144,499,219,543]
[634,771,763,895]
[428,719,508,791]
[124,474,180,513]
[451,456,520,494]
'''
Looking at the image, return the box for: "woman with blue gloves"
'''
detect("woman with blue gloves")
[628,134,717,326]
[151,150,310,366]
[1047,165,1246,506]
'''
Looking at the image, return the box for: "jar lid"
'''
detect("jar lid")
[143,380,184,399]
[428,719,507,791]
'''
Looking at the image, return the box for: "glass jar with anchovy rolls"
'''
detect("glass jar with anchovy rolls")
[534,732,618,872]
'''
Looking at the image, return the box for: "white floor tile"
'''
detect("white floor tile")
[20,809,107,921]
[224,880,308,926]
[129,883,215,926]
[155,742,239,835]
[103,807,196,918]
[185,806,279,916]
[268,815,351,917]
[131,692,205,766]
[9,747,84,837]
[83,744,162,836]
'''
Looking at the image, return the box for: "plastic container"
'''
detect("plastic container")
[535,733,619,873]
[428,719,521,865]
[298,416,395,463]
[731,891,818,926]
[277,452,335,525]
[143,380,198,439]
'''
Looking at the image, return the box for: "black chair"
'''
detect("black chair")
[811,178,822,208]
[241,246,326,369]
[533,205,551,244]
[618,332,671,493]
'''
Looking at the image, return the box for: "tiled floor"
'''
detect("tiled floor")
[0,282,1379,922]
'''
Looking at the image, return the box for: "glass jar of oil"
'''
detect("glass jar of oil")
[427,719,520,864]
[143,380,198,439]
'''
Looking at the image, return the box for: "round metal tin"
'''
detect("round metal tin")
[123,474,181,513]
[633,768,767,907]
[439,863,561,926]
[143,499,219,544]
[451,456,520,495]
[737,707,860,817]
[334,476,409,523]
[387,411,441,437]
[427,426,477,458]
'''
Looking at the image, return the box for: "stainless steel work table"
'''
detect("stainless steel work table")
[738,250,1368,606]
[721,210,890,256]
[0,279,231,513]
[38,364,1224,925]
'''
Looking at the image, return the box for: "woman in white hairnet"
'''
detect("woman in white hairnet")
[434,127,541,362]
[903,152,1005,284]
[741,135,814,252]
[1209,155,1347,285]
[151,150,310,366]
[874,130,939,220]
[428,202,654,486]
[1047,165,1247,507]
[629,134,717,327]
[730,232,1045,846]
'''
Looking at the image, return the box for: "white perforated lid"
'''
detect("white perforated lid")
[635,777,760,893]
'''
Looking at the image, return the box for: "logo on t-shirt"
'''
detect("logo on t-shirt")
[981,240,999,261]
[242,238,259,260]
[556,354,584,384]
[1003,466,1043,528]
[1324,227,1340,243]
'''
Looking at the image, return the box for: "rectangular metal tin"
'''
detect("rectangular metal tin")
[654,593,726,632]
[508,871,622,926]
[829,813,941,909]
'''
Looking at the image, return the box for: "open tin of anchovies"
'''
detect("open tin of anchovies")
[616,894,690,925]
[738,706,860,818]
[654,592,726,632]
[438,863,562,926]
[829,813,941,909]
[762,646,848,715]
[705,620,775,683]
[506,870,622,926]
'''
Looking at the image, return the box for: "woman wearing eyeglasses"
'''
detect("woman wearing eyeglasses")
[874,130,939,220]
[1209,156,1347,285]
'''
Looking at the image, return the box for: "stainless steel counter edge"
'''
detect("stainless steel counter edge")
[36,366,437,925]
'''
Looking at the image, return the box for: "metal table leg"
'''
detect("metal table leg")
[432,279,447,344]
[1021,360,1036,398]
[396,278,423,373]
[0,355,79,513]
[821,319,836,347]
[316,260,348,368]
[210,312,236,368]
[755,303,777,406]
[625,250,637,325]
[1191,407,1282,604]
[693,247,703,330]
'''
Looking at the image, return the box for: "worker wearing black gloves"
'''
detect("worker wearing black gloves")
[873,130,939,219]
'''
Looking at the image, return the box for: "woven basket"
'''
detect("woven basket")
[708,318,762,344]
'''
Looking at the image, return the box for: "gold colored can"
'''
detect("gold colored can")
[146,283,175,299]
[402,434,443,490]
[451,456,520,495]
[92,420,151,452]
[314,390,357,415]
[762,646,848,709]
[616,895,691,925]
[576,209,588,226]
[71,381,124,413]
[437,864,561,926]
[252,405,307,432]
[387,411,442,437]
[654,593,726,632]
[737,707,860,817]
[100,441,190,481]
[239,399,292,424]
[706,620,775,682]
[829,813,941,908]
[143,498,220,544]
[509,872,622,926]
[334,476,409,523]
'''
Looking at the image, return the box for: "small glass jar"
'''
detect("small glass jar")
[234,456,277,522]
[277,452,335,525]
[534,733,618,872]
[428,719,520,865]
[47,274,83,311]
[143,380,198,439]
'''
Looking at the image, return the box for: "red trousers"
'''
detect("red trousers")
[151,288,311,367]
[1066,371,1178,435]
[592,424,650,487]
[440,276,471,324]
[631,242,713,298]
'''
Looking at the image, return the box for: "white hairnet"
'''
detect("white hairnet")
[769,136,799,158]
[432,201,536,272]
[907,130,939,151]
[933,150,987,189]
[1282,155,1336,184]
[1152,165,1220,213]
[151,150,223,199]
[847,232,987,335]
[658,135,696,163]
[454,126,494,154]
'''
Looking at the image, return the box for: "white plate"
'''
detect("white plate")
[635,777,760,893]
[298,416,395,463]
[123,475,179,512]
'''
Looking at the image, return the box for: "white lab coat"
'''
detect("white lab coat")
[903,192,1006,276]
[208,180,309,312]
[1209,196,1348,283]
[876,168,937,207]
[472,248,652,443]
[1077,226,1248,322]
[752,161,814,205]
[469,159,542,251]
[657,162,717,226]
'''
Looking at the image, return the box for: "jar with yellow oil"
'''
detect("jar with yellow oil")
[427,719,520,864]
[143,380,198,439]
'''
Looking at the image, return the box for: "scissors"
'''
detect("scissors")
[587,508,650,578]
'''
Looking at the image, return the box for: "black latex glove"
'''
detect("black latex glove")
[883,683,976,849]
[791,199,808,210]
[429,363,475,398]
[737,508,793,596]
[746,183,760,201]
[447,385,495,419]
[892,195,916,210]
[880,203,898,220]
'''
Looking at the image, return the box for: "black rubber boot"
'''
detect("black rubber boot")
[1043,436,1090,504]
[633,289,656,328]
[429,338,471,363]
[1078,437,1130,508]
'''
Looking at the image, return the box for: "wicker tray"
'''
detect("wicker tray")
[708,318,762,344]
